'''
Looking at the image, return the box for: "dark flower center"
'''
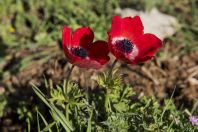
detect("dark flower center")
[115,39,134,53]
[71,47,88,59]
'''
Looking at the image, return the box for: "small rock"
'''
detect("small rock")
[188,77,198,86]
[115,8,180,39]
[0,86,5,94]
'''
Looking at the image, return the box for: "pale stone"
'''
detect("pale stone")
[115,8,180,39]
[0,86,5,94]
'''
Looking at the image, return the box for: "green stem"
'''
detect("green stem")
[84,70,90,103]
[64,65,74,122]
[108,59,118,78]
[105,92,109,112]
[105,92,110,113]
[65,65,75,96]
[66,104,69,121]
[104,59,118,114]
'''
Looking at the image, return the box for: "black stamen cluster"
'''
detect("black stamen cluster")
[71,47,88,58]
[116,39,133,53]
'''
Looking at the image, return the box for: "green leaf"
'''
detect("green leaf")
[41,122,56,132]
[37,111,41,132]
[113,102,128,112]
[86,109,93,132]
[37,111,52,132]
[32,84,74,131]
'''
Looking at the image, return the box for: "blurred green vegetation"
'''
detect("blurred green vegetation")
[0,0,118,79]
[0,0,117,49]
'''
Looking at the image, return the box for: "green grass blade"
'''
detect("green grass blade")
[27,118,31,132]
[160,86,176,121]
[37,111,41,132]
[38,111,52,132]
[41,122,56,132]
[32,84,74,131]
[86,109,93,132]
[49,103,73,131]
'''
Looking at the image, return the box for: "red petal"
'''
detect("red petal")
[134,33,162,62]
[122,16,144,40]
[72,27,94,48]
[133,56,153,64]
[108,43,125,60]
[62,26,75,62]
[62,25,72,50]
[108,16,144,40]
[108,16,122,37]
[88,40,110,65]
[73,59,102,69]
[62,46,79,64]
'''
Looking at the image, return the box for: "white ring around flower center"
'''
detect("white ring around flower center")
[111,37,139,61]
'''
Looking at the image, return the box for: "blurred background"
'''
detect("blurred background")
[0,0,198,131]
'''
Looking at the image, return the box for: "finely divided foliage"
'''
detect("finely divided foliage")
[33,71,197,131]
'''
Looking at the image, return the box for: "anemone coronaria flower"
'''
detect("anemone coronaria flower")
[108,16,162,64]
[62,26,109,69]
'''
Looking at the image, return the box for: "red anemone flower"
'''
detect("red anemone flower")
[108,16,162,64]
[62,26,109,69]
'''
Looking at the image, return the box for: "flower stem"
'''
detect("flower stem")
[104,59,118,115]
[108,59,118,78]
[84,69,90,103]
[65,65,75,96]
